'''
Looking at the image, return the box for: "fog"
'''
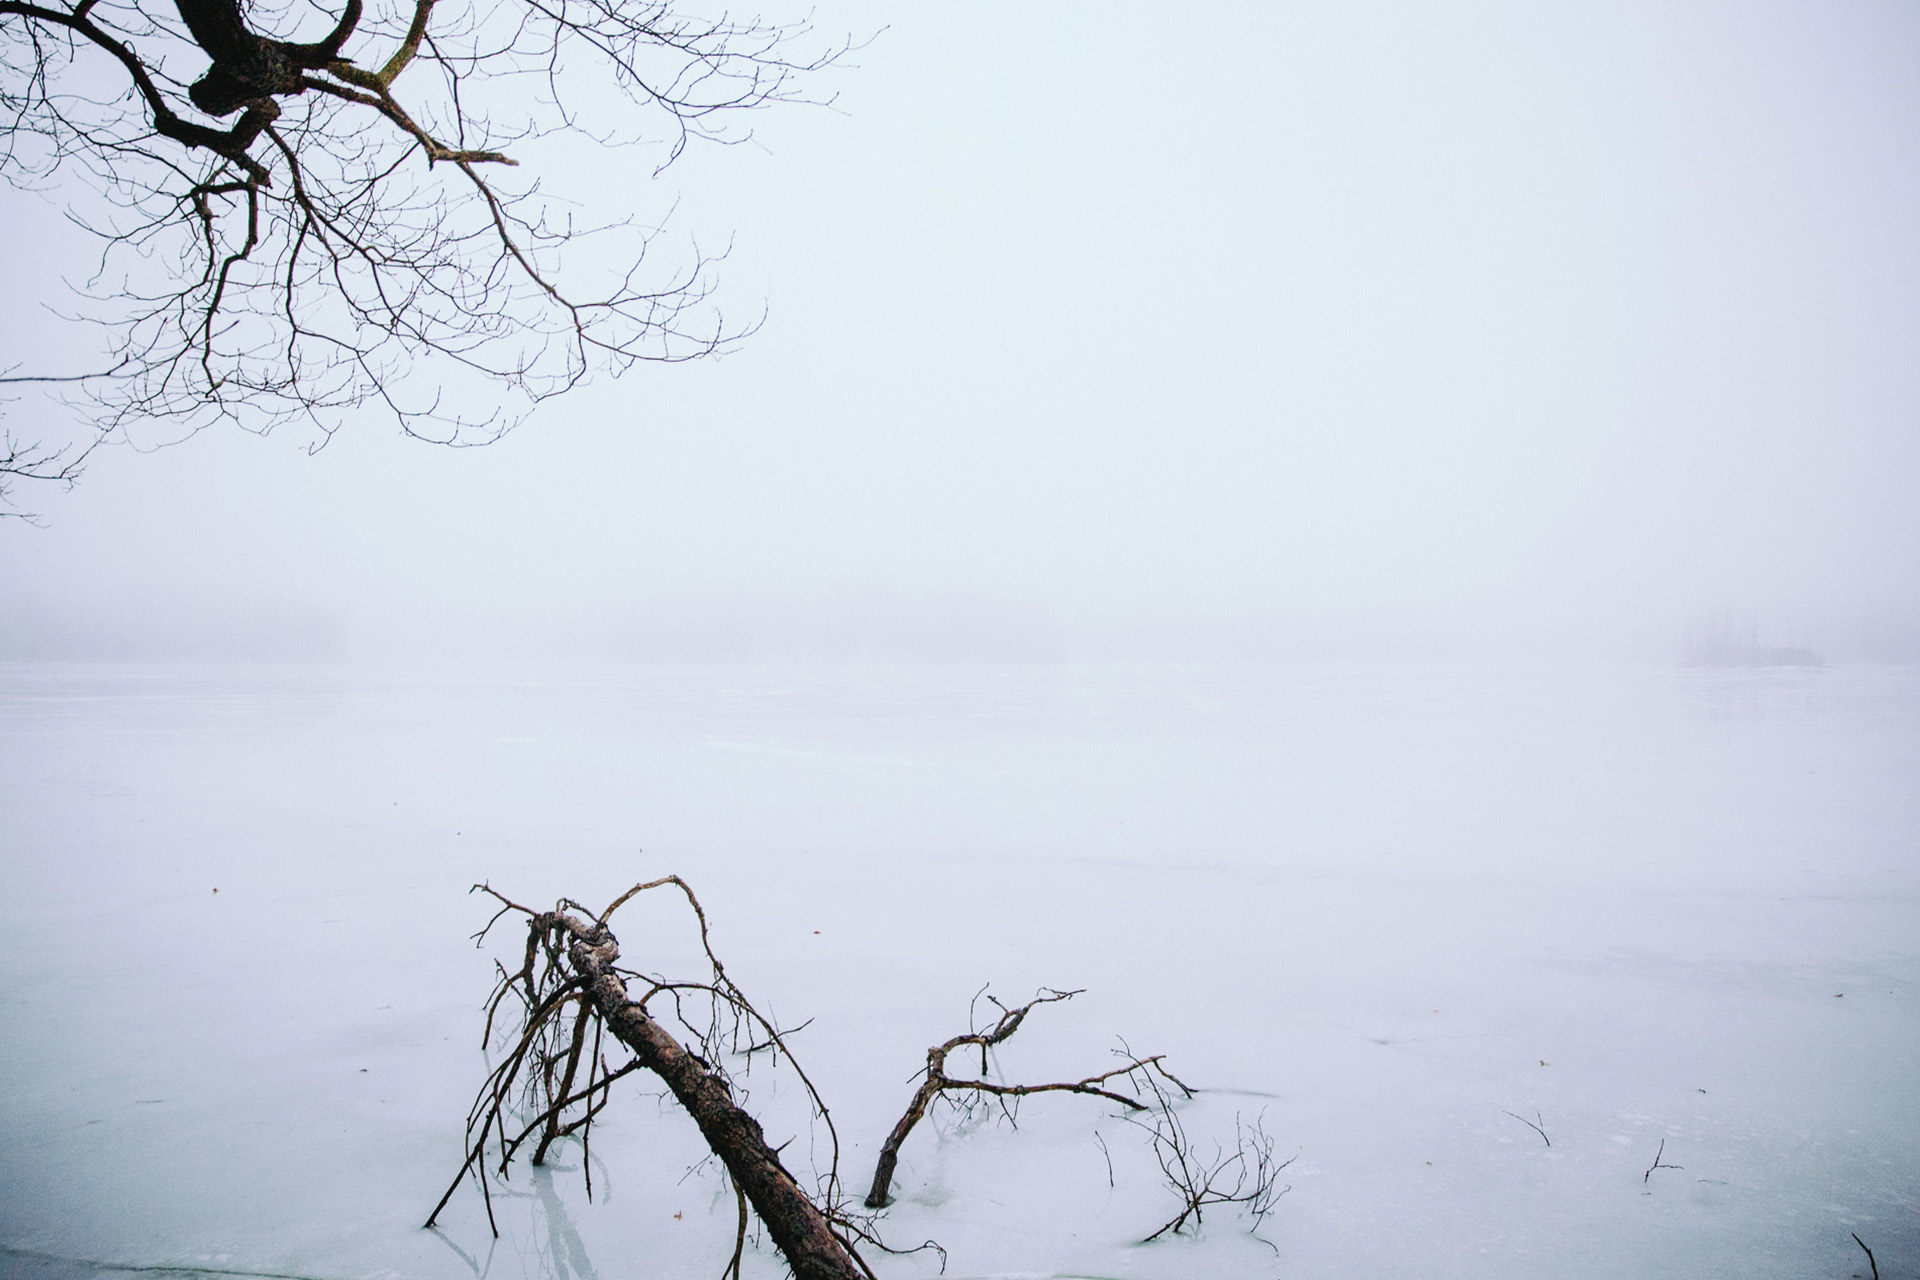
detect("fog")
[2,7,1919,1280]
[4,0,1919,662]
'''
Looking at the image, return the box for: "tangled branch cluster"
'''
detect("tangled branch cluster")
[434,879,1293,1277]
[1125,1065,1291,1243]
[429,879,921,1280]
[1,0,848,444]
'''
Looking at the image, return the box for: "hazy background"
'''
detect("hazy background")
[3,0,1918,664]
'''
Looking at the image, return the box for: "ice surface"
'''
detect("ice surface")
[1,661,1914,1279]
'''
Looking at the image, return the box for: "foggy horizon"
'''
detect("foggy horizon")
[4,1,1918,668]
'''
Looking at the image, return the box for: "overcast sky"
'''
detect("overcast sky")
[3,1,1917,662]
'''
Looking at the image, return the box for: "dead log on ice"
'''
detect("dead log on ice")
[430,877,1286,1267]
[426,878,867,1280]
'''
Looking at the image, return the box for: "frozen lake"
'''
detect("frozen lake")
[1,660,1914,1279]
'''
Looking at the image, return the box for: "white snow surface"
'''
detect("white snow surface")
[0,660,1914,1280]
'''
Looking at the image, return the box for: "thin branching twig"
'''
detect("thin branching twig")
[1503,1109,1550,1147]
[1643,1138,1682,1184]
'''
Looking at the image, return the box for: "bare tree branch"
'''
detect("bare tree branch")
[863,986,1176,1210]
[2,0,858,455]
[0,426,94,517]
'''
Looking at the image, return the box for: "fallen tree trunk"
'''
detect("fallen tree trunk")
[427,882,866,1280]
[432,881,1283,1270]
[563,915,862,1280]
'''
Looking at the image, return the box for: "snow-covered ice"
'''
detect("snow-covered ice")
[1,660,1914,1279]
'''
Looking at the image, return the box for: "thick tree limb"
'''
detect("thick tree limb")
[430,883,867,1280]
[562,914,860,1280]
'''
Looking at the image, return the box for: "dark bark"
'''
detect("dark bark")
[558,918,864,1280]
[173,0,301,115]
[530,996,590,1167]
[865,1076,941,1209]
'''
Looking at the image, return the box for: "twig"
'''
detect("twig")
[725,1178,747,1280]
[1503,1109,1550,1147]
[1853,1232,1879,1280]
[1130,1070,1290,1246]
[1643,1138,1682,1183]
